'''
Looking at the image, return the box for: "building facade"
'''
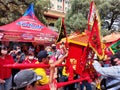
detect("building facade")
[44,0,70,31]
[50,0,70,13]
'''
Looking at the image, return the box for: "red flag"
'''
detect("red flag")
[88,1,100,31]
[89,17,104,59]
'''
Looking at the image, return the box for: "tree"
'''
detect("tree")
[55,18,61,30]
[34,0,50,25]
[65,0,89,33]
[0,0,50,25]
[55,0,120,34]
[97,0,120,30]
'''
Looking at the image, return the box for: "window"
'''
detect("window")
[57,0,62,2]
[50,3,54,8]
[57,5,62,10]
[65,1,69,4]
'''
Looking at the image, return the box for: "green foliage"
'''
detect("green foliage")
[55,0,120,34]
[0,0,50,25]
[55,18,61,30]
[101,29,112,36]
[65,13,87,33]
[97,0,120,30]
[65,0,89,33]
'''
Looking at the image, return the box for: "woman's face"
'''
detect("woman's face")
[28,55,34,60]
[1,49,8,55]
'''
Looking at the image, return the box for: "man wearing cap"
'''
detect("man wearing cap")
[13,69,42,90]
[34,50,50,85]
[33,50,68,86]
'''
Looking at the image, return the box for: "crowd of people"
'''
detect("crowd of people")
[0,43,68,90]
[0,42,120,90]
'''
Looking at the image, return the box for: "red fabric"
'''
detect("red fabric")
[81,69,92,83]
[0,55,14,79]
[89,17,104,59]
[66,43,83,80]
[76,46,89,75]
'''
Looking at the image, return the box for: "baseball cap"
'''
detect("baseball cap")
[37,50,49,60]
[13,69,42,89]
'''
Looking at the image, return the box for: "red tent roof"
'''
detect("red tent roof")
[0,4,58,44]
[102,32,120,43]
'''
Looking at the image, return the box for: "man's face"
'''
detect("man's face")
[114,58,120,65]
[31,84,37,90]
[26,83,37,90]
[42,57,50,64]
[45,57,50,64]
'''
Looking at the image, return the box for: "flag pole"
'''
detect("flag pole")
[62,18,69,49]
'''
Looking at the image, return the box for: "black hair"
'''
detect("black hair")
[16,87,26,90]
[30,81,36,87]
[62,42,64,45]
[38,58,42,62]
[0,45,8,55]
[110,53,120,65]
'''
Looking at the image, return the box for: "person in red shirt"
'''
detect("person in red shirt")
[0,45,14,90]
[23,51,38,64]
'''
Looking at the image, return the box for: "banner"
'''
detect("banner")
[89,17,104,59]
[66,43,83,80]
[109,40,120,54]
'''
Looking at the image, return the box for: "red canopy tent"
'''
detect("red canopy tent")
[0,4,58,44]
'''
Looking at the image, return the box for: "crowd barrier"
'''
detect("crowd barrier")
[4,64,88,90]
[4,64,65,69]
[37,77,89,90]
